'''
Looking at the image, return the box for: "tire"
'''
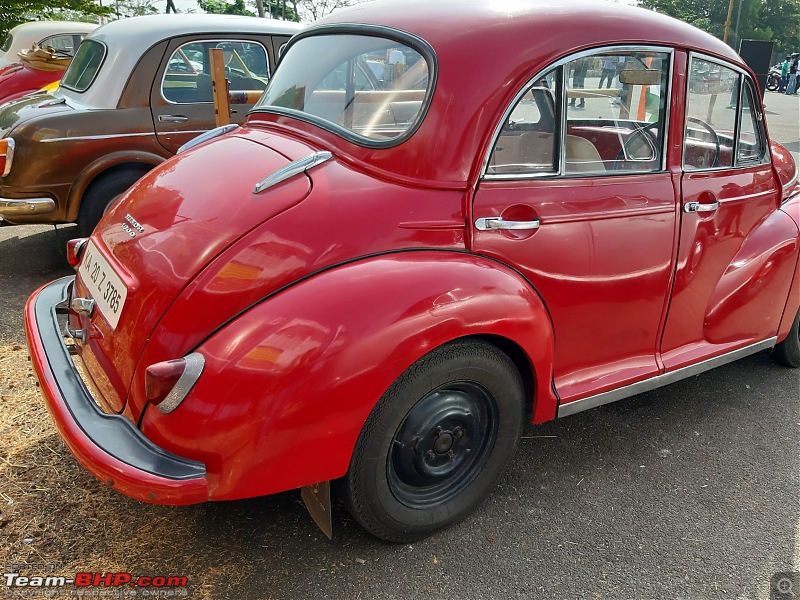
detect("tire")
[772,309,800,368]
[76,167,150,237]
[340,339,525,542]
[766,74,780,92]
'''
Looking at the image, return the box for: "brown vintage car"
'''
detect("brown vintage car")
[0,14,302,234]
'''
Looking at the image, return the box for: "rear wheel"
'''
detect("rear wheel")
[340,339,525,542]
[76,167,150,237]
[772,309,800,368]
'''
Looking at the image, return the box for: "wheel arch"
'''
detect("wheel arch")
[139,251,559,501]
[66,151,165,222]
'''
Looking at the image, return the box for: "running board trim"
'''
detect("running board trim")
[557,337,777,418]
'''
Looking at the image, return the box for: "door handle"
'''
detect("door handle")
[684,201,719,213]
[158,114,189,123]
[475,217,541,230]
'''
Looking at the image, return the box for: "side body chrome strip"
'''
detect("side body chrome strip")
[557,337,777,418]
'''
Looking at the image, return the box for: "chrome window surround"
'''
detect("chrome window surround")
[683,52,770,173]
[482,45,674,181]
[159,38,271,106]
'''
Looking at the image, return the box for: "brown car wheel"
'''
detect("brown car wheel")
[76,167,150,237]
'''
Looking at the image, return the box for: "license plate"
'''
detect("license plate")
[80,240,128,330]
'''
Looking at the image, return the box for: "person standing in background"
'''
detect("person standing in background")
[599,57,617,88]
[786,53,798,95]
[779,55,790,92]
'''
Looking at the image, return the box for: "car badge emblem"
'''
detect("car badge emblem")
[122,213,145,238]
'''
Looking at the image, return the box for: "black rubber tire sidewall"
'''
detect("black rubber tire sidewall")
[76,169,148,237]
[342,340,525,542]
[773,309,800,368]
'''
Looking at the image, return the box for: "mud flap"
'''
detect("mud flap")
[301,481,333,539]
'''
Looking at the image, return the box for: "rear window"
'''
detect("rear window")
[254,33,433,146]
[61,39,105,92]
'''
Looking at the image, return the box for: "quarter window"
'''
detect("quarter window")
[487,48,670,177]
[162,40,269,104]
[737,80,766,164]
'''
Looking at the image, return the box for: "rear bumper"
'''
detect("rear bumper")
[24,276,208,505]
[0,196,55,217]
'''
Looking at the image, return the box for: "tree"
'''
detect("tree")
[639,0,800,56]
[197,0,256,16]
[285,0,368,22]
[1,0,110,40]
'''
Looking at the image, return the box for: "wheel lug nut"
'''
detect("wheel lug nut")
[447,450,454,462]
[426,451,436,461]
[435,426,443,437]
[454,427,463,438]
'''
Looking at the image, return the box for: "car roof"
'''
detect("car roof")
[283,0,745,188]
[59,14,303,109]
[0,20,98,67]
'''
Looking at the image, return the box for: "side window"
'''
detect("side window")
[487,48,670,177]
[162,40,269,104]
[683,57,739,170]
[39,34,81,56]
[737,80,767,164]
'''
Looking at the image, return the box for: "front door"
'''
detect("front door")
[660,54,793,369]
[150,37,273,154]
[472,47,678,404]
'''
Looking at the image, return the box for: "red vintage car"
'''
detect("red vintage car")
[24,0,800,542]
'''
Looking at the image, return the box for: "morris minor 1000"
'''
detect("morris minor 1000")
[24,0,800,541]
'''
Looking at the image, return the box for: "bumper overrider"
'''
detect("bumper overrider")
[24,276,208,505]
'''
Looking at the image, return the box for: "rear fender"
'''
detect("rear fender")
[139,251,557,500]
[66,151,164,221]
[777,191,800,342]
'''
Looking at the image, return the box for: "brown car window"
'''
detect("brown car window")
[162,40,269,105]
[61,39,106,93]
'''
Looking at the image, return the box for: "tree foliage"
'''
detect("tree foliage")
[197,0,256,16]
[640,0,800,56]
[1,0,110,40]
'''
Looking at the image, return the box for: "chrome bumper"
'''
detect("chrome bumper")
[0,196,56,217]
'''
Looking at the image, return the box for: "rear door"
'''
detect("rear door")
[472,46,678,404]
[150,35,273,154]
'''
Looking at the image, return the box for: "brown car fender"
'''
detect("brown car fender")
[66,150,166,222]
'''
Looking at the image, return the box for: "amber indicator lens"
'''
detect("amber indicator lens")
[145,359,187,404]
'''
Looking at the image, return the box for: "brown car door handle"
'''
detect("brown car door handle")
[158,114,189,124]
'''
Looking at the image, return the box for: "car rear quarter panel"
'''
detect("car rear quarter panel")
[139,252,558,501]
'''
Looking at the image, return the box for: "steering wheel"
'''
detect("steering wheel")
[614,121,660,170]
[686,116,720,168]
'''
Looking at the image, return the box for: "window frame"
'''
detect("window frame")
[159,38,271,106]
[682,52,769,172]
[482,45,674,181]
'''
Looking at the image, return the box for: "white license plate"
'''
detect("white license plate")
[80,240,128,330]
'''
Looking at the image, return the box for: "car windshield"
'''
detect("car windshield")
[254,33,432,144]
[60,39,105,92]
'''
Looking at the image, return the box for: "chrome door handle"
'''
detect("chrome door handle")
[475,217,541,231]
[684,201,719,213]
[158,114,189,123]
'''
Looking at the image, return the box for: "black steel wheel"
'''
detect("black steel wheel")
[340,339,525,542]
[76,166,150,237]
[772,309,800,368]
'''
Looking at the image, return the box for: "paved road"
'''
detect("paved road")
[0,96,797,599]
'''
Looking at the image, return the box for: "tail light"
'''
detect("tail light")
[0,138,15,177]
[144,353,205,414]
[66,238,89,267]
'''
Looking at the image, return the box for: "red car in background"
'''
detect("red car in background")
[24,0,800,542]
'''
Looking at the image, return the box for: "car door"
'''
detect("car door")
[660,54,795,369]
[472,47,678,404]
[150,36,273,154]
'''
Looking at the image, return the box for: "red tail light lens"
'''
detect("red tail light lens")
[145,359,187,404]
[144,353,205,414]
[66,238,89,267]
